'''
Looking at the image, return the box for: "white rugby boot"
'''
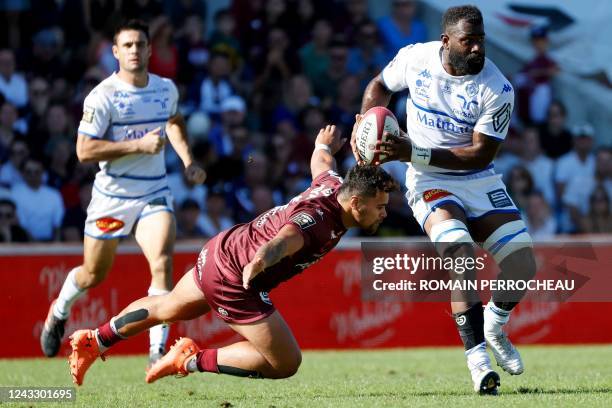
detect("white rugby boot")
[467,342,500,395]
[484,303,524,375]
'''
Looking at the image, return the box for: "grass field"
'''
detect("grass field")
[1,345,612,407]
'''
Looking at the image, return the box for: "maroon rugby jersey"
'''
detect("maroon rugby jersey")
[213,170,347,291]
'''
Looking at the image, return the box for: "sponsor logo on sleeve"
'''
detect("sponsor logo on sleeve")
[290,212,316,230]
[502,83,512,94]
[95,217,125,233]
[487,189,512,208]
[82,107,95,123]
[492,102,512,133]
[423,189,452,203]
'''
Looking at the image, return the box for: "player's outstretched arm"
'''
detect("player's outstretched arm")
[242,224,305,289]
[76,128,165,163]
[310,124,346,180]
[166,114,206,184]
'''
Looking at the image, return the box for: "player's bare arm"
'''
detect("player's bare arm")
[374,130,501,170]
[166,113,206,184]
[242,224,305,289]
[310,124,346,179]
[350,75,394,164]
[75,127,165,163]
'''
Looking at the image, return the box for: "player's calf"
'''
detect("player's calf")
[482,221,535,375]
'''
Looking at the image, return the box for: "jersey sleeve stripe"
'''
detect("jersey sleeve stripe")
[105,171,167,181]
[112,117,169,126]
[79,130,101,139]
[481,133,505,141]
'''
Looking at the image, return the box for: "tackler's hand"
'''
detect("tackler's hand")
[242,257,266,290]
[315,124,347,155]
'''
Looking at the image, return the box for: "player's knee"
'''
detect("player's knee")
[78,264,110,288]
[483,220,534,266]
[429,219,474,258]
[275,352,302,379]
[500,246,537,281]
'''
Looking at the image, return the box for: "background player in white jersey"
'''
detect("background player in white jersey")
[351,6,536,395]
[40,20,206,365]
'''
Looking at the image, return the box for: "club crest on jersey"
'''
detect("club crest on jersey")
[95,217,125,233]
[291,212,316,230]
[465,82,478,97]
[423,189,452,202]
[415,79,430,99]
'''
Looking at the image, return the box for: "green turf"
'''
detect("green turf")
[1,346,611,407]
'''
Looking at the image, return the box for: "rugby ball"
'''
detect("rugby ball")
[355,106,400,164]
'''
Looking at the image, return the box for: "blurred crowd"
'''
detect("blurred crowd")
[0,0,608,243]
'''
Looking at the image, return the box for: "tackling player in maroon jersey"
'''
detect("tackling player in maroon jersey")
[68,124,397,385]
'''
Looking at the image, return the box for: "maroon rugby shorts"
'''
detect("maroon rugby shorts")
[192,235,275,324]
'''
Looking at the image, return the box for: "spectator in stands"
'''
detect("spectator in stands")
[11,157,64,241]
[24,77,50,136]
[197,190,234,238]
[311,36,350,106]
[519,126,555,204]
[61,180,91,242]
[0,138,28,187]
[525,191,557,240]
[328,74,362,132]
[207,95,247,157]
[165,0,206,29]
[299,19,332,87]
[377,0,427,60]
[270,75,315,132]
[579,186,612,234]
[515,26,559,124]
[0,101,23,160]
[335,0,370,44]
[555,124,595,200]
[506,165,534,213]
[347,20,387,86]
[176,198,205,239]
[149,16,178,80]
[539,100,572,159]
[176,14,209,89]
[563,148,612,232]
[46,139,74,190]
[0,48,28,109]
[42,103,74,158]
[209,8,242,68]
[199,51,234,121]
[0,198,29,242]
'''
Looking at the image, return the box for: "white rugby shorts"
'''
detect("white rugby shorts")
[405,166,520,229]
[84,186,174,239]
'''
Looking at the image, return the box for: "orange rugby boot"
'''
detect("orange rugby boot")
[145,337,200,384]
[68,329,105,386]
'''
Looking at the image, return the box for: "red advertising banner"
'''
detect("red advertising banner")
[1,240,611,358]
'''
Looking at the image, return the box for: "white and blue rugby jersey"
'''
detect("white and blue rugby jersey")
[381,41,514,174]
[78,73,179,198]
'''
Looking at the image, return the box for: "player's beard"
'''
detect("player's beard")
[449,48,485,75]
